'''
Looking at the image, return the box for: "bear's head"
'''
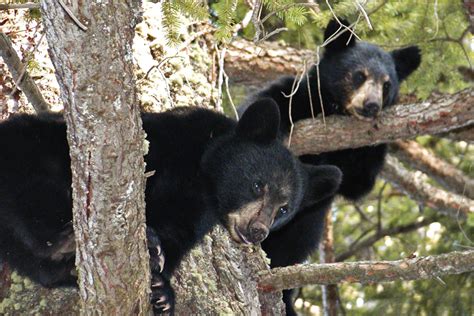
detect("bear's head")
[201,99,342,244]
[319,18,421,119]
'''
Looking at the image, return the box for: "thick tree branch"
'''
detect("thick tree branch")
[226,39,311,86]
[336,218,434,262]
[288,88,474,156]
[392,140,474,199]
[258,250,474,292]
[0,33,50,113]
[381,156,474,220]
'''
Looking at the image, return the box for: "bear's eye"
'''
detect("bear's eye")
[278,205,289,217]
[383,81,391,97]
[353,71,366,86]
[252,181,264,196]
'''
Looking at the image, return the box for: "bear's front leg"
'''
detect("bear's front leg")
[147,227,174,315]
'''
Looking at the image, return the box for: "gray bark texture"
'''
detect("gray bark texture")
[40,1,151,315]
[172,225,284,315]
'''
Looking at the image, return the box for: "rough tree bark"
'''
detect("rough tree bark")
[40,1,151,315]
[172,225,283,315]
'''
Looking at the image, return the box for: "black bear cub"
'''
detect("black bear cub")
[0,99,342,314]
[241,19,421,315]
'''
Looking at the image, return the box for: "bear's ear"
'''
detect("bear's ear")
[236,98,280,143]
[390,46,421,81]
[324,18,356,54]
[302,164,342,207]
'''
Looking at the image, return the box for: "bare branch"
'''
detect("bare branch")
[258,250,474,292]
[0,33,50,113]
[289,88,474,156]
[392,140,474,199]
[381,156,474,220]
[336,218,434,262]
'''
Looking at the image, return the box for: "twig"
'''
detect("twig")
[224,71,238,119]
[9,31,45,98]
[56,0,88,31]
[251,0,264,42]
[354,0,373,30]
[215,45,227,112]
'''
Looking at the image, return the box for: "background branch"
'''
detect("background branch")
[0,32,50,113]
[336,218,435,262]
[392,140,474,199]
[258,250,474,292]
[381,155,474,220]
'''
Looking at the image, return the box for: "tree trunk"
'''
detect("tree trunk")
[40,1,150,314]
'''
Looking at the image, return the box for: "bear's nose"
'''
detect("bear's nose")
[248,223,269,244]
[361,102,380,118]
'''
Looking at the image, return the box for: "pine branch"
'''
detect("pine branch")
[258,250,474,292]
[289,88,474,156]
[381,156,474,220]
[392,140,474,199]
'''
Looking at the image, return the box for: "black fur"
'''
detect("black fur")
[0,99,341,314]
[241,19,421,315]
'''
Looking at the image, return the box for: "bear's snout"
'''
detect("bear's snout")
[248,222,269,244]
[360,102,380,118]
